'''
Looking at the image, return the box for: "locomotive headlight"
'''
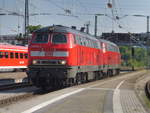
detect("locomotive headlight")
[60,60,66,65]
[32,60,38,64]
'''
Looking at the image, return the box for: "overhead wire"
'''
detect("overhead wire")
[106,0,146,47]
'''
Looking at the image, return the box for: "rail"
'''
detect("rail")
[145,80,150,100]
[0,82,32,91]
[0,70,131,91]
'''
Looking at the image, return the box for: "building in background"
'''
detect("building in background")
[100,33,148,47]
[0,34,30,46]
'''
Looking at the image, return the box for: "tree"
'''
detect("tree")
[27,25,42,33]
[119,46,147,69]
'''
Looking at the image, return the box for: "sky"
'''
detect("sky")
[0,0,150,35]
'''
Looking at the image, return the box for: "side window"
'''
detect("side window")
[75,35,80,45]
[89,40,92,47]
[20,53,23,59]
[0,52,3,58]
[94,42,97,48]
[86,37,88,47]
[72,35,76,44]
[79,37,82,45]
[5,52,9,58]
[108,45,110,51]
[15,53,19,59]
[83,38,86,46]
[117,47,120,52]
[98,42,101,49]
[24,53,28,59]
[91,41,94,48]
[10,52,14,58]
[85,38,88,47]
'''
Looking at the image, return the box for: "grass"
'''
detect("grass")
[143,95,150,108]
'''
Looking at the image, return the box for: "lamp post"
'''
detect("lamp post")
[131,14,150,69]
[25,0,29,38]
[94,14,105,37]
[147,16,149,69]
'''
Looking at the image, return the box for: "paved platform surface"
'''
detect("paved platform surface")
[121,90,147,113]
[0,70,149,113]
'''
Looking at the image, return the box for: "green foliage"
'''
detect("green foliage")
[119,46,147,68]
[27,25,42,33]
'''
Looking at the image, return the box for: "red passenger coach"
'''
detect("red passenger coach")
[0,43,28,72]
[27,25,121,89]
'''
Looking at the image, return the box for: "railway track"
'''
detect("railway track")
[0,70,137,107]
[0,70,131,92]
[0,70,147,113]
[0,82,37,107]
[145,80,150,100]
[0,82,32,91]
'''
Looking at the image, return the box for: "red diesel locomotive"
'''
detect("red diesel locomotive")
[27,25,121,89]
[0,43,28,72]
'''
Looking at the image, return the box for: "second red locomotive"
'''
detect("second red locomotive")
[27,25,121,89]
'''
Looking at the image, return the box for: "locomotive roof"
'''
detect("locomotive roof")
[0,43,28,52]
[34,25,98,41]
[100,39,118,47]
[34,25,118,47]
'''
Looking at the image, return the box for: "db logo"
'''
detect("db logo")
[19,61,24,64]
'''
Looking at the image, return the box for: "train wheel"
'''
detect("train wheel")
[107,70,112,77]
[109,70,112,77]
[117,69,120,75]
[99,71,103,79]
[94,72,99,80]
[68,78,75,86]
[76,73,81,85]
[114,69,118,76]
[106,71,109,77]
[57,79,64,89]
[41,85,52,91]
[83,72,88,83]
[81,73,86,83]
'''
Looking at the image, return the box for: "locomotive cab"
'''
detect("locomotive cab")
[29,32,71,65]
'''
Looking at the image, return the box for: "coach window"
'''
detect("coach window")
[5,52,9,58]
[10,52,14,58]
[20,53,23,59]
[0,52,3,58]
[79,37,82,45]
[89,40,92,47]
[86,38,89,47]
[75,36,79,45]
[83,38,86,46]
[91,41,94,48]
[52,33,67,44]
[15,53,19,59]
[72,35,76,44]
[80,37,84,46]
[75,36,78,44]
[24,53,28,59]
[117,47,120,52]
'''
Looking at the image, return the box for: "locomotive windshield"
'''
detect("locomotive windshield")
[32,33,49,43]
[52,33,67,44]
